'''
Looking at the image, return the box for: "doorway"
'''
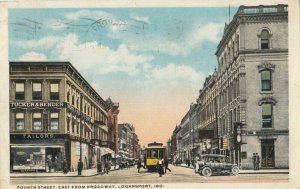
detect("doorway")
[261,139,275,168]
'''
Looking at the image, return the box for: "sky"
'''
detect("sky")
[8,7,238,147]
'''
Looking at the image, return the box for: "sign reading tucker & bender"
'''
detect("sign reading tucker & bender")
[10,102,66,108]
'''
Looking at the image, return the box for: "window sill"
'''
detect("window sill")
[12,130,26,132]
[261,127,274,130]
[260,91,273,94]
[31,130,44,133]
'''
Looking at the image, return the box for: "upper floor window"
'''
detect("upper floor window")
[15,82,25,100]
[261,30,270,49]
[50,112,59,130]
[50,83,59,100]
[32,112,42,130]
[262,103,272,128]
[32,82,42,100]
[261,70,272,91]
[15,112,25,130]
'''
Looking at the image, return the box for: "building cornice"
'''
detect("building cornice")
[216,4,288,56]
[10,61,109,111]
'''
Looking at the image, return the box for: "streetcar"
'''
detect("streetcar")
[144,142,166,170]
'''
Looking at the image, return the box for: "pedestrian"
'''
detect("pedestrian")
[143,155,147,169]
[47,156,52,173]
[77,159,83,176]
[164,157,171,173]
[255,153,260,170]
[157,159,164,177]
[252,153,256,170]
[97,161,102,173]
[62,158,68,174]
[137,159,142,173]
[104,161,109,174]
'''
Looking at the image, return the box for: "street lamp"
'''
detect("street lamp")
[234,122,242,168]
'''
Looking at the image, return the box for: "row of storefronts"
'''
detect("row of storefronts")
[9,62,118,172]
[170,4,289,169]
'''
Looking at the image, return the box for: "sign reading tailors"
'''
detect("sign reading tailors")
[10,102,66,108]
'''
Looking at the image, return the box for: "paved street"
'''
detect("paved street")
[10,165,288,184]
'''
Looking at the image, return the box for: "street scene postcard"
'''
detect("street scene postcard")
[1,0,300,189]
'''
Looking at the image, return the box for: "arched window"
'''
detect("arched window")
[261,30,270,49]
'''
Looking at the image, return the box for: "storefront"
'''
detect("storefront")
[10,134,66,172]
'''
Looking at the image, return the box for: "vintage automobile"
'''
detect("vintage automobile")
[194,154,239,177]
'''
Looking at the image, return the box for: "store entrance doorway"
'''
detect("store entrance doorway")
[261,139,275,168]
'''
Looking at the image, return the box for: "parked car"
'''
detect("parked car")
[194,154,239,177]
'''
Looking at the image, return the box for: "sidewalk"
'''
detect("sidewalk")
[10,165,120,178]
[177,163,289,174]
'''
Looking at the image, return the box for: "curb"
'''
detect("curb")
[178,164,289,175]
[10,168,120,178]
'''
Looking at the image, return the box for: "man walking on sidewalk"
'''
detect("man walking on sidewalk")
[255,153,260,170]
[77,159,83,176]
[252,153,256,170]
[164,157,171,173]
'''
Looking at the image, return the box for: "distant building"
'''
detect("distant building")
[197,73,218,155]
[106,98,120,155]
[9,62,109,172]
[118,123,140,160]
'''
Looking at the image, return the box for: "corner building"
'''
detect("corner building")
[10,62,109,172]
[215,5,288,169]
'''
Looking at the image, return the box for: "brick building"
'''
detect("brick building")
[9,62,109,172]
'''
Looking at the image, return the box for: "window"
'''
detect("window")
[72,94,75,105]
[15,83,25,100]
[262,104,272,128]
[50,112,59,130]
[261,70,272,91]
[67,90,70,102]
[261,30,270,49]
[32,112,42,130]
[67,118,70,132]
[32,83,42,100]
[50,83,59,100]
[15,112,25,130]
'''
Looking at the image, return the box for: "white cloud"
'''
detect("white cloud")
[65,10,113,21]
[52,33,154,75]
[18,52,48,61]
[16,36,61,49]
[130,14,150,24]
[186,23,223,51]
[44,19,70,30]
[108,22,223,57]
[152,63,205,83]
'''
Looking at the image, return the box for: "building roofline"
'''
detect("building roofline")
[215,4,288,56]
[10,61,109,110]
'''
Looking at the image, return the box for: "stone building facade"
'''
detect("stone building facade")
[215,4,288,169]
[9,61,109,172]
[171,4,288,170]
[197,73,219,155]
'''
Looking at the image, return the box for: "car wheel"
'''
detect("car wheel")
[202,167,212,177]
[231,166,239,176]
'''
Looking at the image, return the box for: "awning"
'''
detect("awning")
[100,147,114,156]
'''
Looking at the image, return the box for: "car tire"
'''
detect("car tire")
[202,167,212,177]
[231,165,239,176]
